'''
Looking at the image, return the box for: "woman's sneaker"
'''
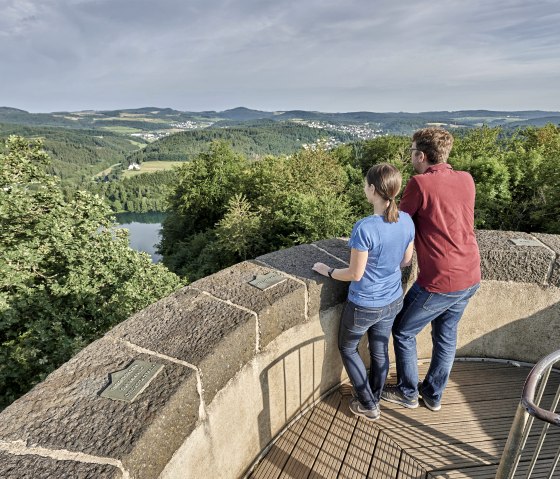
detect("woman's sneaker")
[381,385,419,408]
[349,398,380,421]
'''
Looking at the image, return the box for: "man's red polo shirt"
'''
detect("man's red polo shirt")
[399,163,481,293]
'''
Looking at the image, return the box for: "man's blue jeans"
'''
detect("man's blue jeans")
[338,296,403,409]
[392,282,480,403]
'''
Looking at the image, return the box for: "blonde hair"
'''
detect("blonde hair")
[365,163,402,223]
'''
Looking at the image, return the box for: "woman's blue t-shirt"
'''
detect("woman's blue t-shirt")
[347,212,415,308]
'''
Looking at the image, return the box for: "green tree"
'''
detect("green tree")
[215,193,262,260]
[0,136,182,410]
[159,141,248,275]
[160,143,357,280]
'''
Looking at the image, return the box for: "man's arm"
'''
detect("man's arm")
[400,241,414,268]
[399,177,421,217]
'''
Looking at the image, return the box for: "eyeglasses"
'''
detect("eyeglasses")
[408,148,423,153]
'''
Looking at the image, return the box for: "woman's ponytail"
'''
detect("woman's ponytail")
[365,163,403,223]
[385,197,399,223]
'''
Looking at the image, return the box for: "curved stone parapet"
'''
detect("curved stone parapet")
[0,230,559,478]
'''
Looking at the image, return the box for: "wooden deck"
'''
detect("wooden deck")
[248,361,560,479]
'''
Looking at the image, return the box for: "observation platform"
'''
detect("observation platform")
[249,360,560,479]
[1,231,559,478]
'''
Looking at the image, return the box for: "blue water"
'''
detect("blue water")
[115,212,165,263]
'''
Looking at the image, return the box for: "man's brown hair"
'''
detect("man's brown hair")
[412,127,454,164]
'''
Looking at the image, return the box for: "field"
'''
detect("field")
[100,126,142,134]
[122,160,186,178]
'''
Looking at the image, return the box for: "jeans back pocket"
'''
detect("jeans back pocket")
[354,307,382,328]
[422,291,465,313]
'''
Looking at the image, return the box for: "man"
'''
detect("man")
[381,127,481,412]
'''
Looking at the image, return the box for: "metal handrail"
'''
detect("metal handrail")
[495,349,560,479]
[521,349,560,427]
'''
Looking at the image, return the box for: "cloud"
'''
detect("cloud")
[1,0,559,112]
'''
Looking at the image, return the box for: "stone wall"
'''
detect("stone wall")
[0,230,559,479]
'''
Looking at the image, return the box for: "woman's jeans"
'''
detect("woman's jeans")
[338,296,404,410]
[392,282,480,403]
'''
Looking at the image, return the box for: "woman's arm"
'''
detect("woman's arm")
[400,241,414,268]
[312,248,368,282]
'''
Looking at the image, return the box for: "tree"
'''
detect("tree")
[0,136,182,410]
[159,141,248,275]
[215,194,262,260]
[160,142,357,280]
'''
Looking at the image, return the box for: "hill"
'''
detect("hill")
[2,106,559,135]
[0,123,145,183]
[125,120,354,163]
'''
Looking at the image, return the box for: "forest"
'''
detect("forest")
[1,122,560,410]
[159,125,560,281]
[0,137,181,410]
[125,120,354,163]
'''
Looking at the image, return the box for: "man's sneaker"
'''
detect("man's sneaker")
[381,385,419,408]
[348,398,380,421]
[418,383,441,411]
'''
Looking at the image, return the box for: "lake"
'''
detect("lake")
[115,212,165,263]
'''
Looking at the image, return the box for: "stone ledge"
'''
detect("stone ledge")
[0,451,122,479]
[477,230,556,284]
[257,244,349,316]
[532,233,560,287]
[191,261,306,349]
[314,237,418,289]
[0,338,199,479]
[108,286,256,406]
[313,238,351,264]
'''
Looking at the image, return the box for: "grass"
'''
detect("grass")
[100,126,142,134]
[122,160,186,178]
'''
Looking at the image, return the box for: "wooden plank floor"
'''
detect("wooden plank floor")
[248,361,560,479]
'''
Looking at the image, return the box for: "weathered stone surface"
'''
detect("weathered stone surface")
[109,286,256,405]
[532,232,560,287]
[256,244,349,316]
[0,338,199,479]
[314,237,418,291]
[191,261,306,348]
[313,238,351,263]
[0,451,122,479]
[476,230,555,284]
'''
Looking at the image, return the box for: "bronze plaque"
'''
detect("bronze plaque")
[510,238,542,247]
[249,272,286,291]
[100,360,164,402]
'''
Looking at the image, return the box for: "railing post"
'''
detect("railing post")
[496,349,560,479]
[495,403,531,479]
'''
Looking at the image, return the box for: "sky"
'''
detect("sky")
[1,0,560,113]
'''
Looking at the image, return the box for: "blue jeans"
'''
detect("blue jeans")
[392,282,480,403]
[338,296,403,409]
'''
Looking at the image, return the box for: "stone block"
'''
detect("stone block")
[256,244,349,316]
[532,232,560,287]
[476,230,555,284]
[109,286,256,405]
[313,238,351,263]
[314,237,418,291]
[0,451,122,479]
[0,338,199,479]
[191,261,306,348]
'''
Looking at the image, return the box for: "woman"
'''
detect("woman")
[312,163,414,421]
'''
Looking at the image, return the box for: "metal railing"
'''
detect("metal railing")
[496,349,560,479]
